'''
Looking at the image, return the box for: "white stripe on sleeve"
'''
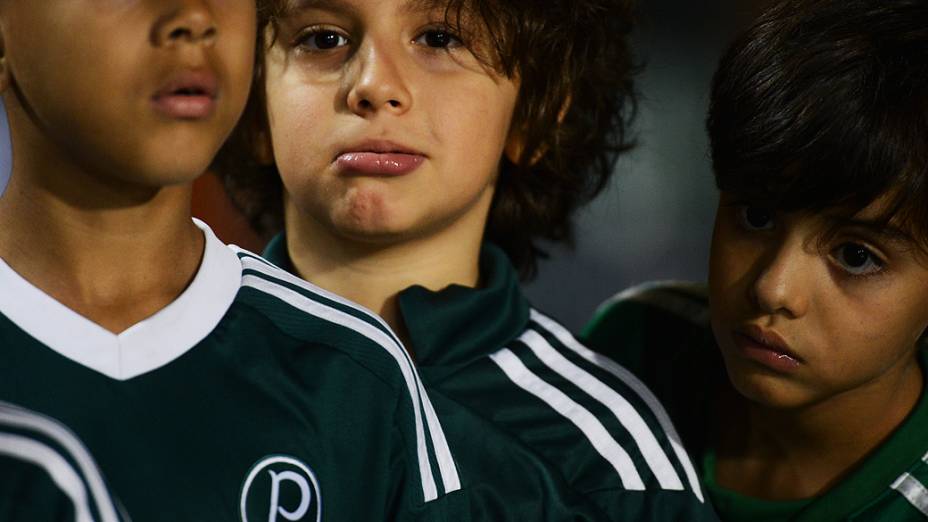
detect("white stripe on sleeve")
[891,472,928,517]
[490,348,646,490]
[529,309,705,502]
[520,329,684,491]
[0,402,121,522]
[0,433,96,522]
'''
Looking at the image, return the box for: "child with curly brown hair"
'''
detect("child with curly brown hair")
[218,0,716,519]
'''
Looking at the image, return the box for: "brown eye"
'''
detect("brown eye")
[738,205,775,231]
[833,242,883,276]
[298,30,349,51]
[415,29,462,49]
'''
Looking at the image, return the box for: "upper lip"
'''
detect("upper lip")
[153,69,218,99]
[336,139,425,159]
[735,324,802,361]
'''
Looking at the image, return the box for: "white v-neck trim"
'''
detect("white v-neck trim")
[0,219,242,381]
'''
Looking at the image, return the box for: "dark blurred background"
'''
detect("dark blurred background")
[0,0,773,332]
[523,0,772,330]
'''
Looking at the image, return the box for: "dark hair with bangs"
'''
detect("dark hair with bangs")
[707,0,928,247]
[215,0,637,279]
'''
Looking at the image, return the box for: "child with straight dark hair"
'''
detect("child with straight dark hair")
[218,0,716,519]
[585,0,928,520]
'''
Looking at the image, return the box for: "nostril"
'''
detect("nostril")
[388,100,400,108]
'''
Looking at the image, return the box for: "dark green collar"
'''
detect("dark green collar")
[262,234,530,369]
[262,233,294,273]
[396,243,529,369]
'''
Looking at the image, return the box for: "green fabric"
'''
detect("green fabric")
[702,452,812,521]
[265,235,718,521]
[0,403,128,522]
[0,253,450,521]
[582,282,928,522]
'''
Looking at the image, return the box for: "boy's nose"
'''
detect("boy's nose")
[153,1,217,47]
[347,46,411,116]
[750,241,811,320]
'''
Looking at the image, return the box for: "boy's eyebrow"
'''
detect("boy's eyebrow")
[827,216,914,243]
[286,0,358,16]
[286,0,448,15]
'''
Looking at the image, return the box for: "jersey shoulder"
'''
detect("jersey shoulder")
[228,248,462,504]
[488,309,714,519]
[582,281,712,378]
[0,401,126,522]
[230,247,413,383]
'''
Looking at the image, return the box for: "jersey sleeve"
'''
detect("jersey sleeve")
[504,309,719,521]
[0,402,128,522]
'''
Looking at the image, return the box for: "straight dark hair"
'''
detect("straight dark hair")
[708,0,928,247]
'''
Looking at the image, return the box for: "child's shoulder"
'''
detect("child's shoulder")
[475,308,715,519]
[583,281,712,375]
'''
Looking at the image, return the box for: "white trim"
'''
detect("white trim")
[530,310,705,502]
[241,273,438,501]
[520,329,684,490]
[237,254,460,497]
[0,433,95,522]
[0,219,242,380]
[489,348,646,490]
[594,281,709,327]
[0,402,120,522]
[891,472,928,517]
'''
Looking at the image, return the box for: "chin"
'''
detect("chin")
[726,366,815,410]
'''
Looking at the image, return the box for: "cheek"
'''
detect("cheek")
[427,79,516,172]
[266,86,331,180]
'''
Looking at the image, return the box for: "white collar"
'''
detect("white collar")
[0,219,242,381]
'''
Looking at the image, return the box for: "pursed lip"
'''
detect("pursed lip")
[151,69,219,119]
[335,139,425,158]
[733,323,804,365]
[334,139,427,176]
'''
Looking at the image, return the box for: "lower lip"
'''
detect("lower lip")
[732,332,801,372]
[336,152,425,176]
[152,94,215,119]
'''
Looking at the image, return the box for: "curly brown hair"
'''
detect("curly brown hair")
[215,0,638,279]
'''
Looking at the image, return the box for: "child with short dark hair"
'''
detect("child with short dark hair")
[218,0,715,519]
[584,0,928,519]
[0,1,448,519]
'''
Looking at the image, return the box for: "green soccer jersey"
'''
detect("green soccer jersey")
[265,236,717,521]
[0,220,461,521]
[0,401,127,522]
[583,281,928,521]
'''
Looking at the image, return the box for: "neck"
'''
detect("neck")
[284,203,486,346]
[0,119,204,334]
[715,356,924,499]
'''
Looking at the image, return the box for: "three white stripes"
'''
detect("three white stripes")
[491,310,704,500]
[238,254,460,502]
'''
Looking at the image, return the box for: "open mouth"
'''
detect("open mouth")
[152,71,218,119]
